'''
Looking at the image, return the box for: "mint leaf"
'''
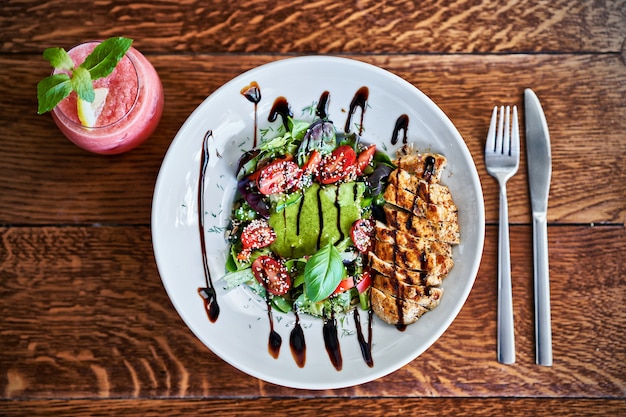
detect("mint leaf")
[43,47,74,70]
[37,74,72,114]
[304,244,346,302]
[71,66,94,102]
[80,37,133,80]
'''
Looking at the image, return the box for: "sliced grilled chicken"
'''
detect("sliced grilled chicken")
[369,148,459,327]
[373,273,443,306]
[385,168,458,223]
[370,287,439,326]
[384,182,458,223]
[393,150,447,183]
[390,168,456,206]
[384,205,460,245]
[374,221,452,257]
[373,239,454,276]
[369,252,443,287]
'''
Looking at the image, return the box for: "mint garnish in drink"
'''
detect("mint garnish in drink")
[37,37,133,114]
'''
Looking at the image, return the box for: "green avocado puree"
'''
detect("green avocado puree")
[268,182,366,258]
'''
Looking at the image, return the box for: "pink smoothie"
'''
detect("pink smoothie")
[52,41,164,154]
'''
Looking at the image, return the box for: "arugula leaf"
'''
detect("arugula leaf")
[304,243,345,302]
[36,37,133,114]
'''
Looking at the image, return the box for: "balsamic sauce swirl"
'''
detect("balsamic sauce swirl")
[197,130,220,322]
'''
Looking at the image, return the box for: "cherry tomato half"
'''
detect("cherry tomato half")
[240,219,276,250]
[355,144,376,175]
[317,145,356,184]
[257,159,302,195]
[302,150,322,176]
[251,256,291,296]
[350,218,375,253]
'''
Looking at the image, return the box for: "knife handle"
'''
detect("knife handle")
[533,212,553,366]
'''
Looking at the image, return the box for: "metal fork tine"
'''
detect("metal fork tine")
[486,106,498,152]
[503,106,511,156]
[511,106,520,157]
[496,106,504,154]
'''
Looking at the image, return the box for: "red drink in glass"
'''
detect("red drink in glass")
[51,41,164,154]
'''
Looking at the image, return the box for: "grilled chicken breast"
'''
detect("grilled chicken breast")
[369,148,459,327]
[369,252,443,288]
[393,150,447,183]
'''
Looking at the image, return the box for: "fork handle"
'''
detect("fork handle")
[533,212,553,366]
[497,184,516,364]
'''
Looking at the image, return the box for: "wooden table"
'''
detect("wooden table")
[1,1,624,415]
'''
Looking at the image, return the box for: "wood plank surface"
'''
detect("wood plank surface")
[1,0,625,413]
[2,0,625,54]
[1,54,624,225]
[1,225,623,398]
[1,398,625,417]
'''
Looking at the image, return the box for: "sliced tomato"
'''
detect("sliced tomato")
[257,159,302,195]
[240,219,276,250]
[332,278,354,295]
[355,269,372,293]
[317,145,357,184]
[302,150,322,176]
[251,256,291,296]
[332,269,372,295]
[350,218,375,253]
[355,144,376,175]
[248,154,294,182]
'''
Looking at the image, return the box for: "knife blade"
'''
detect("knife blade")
[524,88,553,366]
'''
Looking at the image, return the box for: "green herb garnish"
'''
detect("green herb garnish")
[37,37,133,114]
[304,243,346,302]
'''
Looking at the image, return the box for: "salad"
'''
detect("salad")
[223,111,395,319]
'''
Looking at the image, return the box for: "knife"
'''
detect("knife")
[524,88,553,366]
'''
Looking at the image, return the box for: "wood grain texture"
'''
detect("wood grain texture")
[1,0,625,54]
[1,225,624,399]
[1,0,625,412]
[1,398,625,416]
[1,54,624,225]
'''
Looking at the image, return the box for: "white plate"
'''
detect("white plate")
[152,56,484,390]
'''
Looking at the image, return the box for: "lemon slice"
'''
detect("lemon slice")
[77,88,109,128]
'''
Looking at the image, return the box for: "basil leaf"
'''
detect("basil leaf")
[80,37,133,80]
[43,47,74,70]
[36,74,72,114]
[304,243,345,302]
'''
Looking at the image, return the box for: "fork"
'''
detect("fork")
[485,105,520,365]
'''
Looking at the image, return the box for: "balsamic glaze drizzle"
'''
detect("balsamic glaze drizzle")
[354,308,374,367]
[290,310,306,368]
[197,130,220,322]
[392,114,409,145]
[269,96,292,130]
[323,310,343,371]
[344,86,369,135]
[241,82,262,148]
[423,155,436,182]
[317,91,330,120]
[267,297,282,359]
